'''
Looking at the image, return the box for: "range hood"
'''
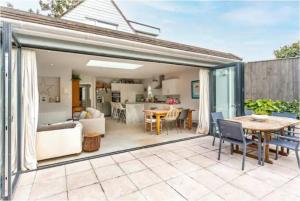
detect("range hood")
[153,75,165,89]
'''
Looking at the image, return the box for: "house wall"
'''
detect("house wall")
[62,0,134,33]
[37,65,72,125]
[165,68,200,120]
[37,66,97,125]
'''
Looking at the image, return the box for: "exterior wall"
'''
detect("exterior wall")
[62,0,134,33]
[245,57,300,101]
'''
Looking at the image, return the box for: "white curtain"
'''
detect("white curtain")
[197,69,210,134]
[21,50,39,170]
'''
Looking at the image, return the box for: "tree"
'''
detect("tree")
[6,2,14,8]
[39,0,82,18]
[274,41,300,59]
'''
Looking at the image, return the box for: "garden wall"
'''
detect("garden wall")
[245,57,300,101]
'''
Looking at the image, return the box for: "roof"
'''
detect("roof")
[61,0,136,33]
[0,7,242,60]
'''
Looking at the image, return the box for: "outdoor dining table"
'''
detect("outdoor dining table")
[231,115,300,164]
[143,109,195,135]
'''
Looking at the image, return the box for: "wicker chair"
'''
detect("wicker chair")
[161,108,180,135]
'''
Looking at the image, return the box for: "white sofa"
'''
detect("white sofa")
[79,107,105,136]
[36,122,83,161]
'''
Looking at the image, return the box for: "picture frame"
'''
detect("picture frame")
[191,80,199,99]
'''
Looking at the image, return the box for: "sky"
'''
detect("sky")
[1,0,299,61]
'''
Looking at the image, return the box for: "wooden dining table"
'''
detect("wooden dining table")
[231,115,300,164]
[143,109,195,135]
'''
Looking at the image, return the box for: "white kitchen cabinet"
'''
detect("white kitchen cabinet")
[162,79,179,95]
[112,83,144,103]
[111,83,122,91]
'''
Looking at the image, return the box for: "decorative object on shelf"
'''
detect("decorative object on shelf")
[166,97,177,105]
[72,74,81,80]
[191,80,199,99]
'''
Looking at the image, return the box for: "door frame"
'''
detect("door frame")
[1,22,22,200]
[209,62,245,132]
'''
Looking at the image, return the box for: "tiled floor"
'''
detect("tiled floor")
[38,118,200,166]
[15,136,300,201]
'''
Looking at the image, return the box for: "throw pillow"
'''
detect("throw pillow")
[79,111,87,119]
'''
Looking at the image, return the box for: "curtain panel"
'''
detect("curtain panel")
[21,50,39,170]
[197,69,210,134]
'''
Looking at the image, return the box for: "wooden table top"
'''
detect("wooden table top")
[231,115,300,132]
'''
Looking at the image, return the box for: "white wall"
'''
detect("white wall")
[165,68,200,120]
[38,65,72,125]
[62,0,134,33]
[38,66,97,125]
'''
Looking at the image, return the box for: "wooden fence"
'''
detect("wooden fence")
[245,57,300,101]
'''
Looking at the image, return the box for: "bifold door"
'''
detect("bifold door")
[210,62,244,119]
[1,22,21,200]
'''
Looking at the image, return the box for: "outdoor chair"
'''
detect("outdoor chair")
[161,108,180,135]
[264,129,300,168]
[244,110,253,115]
[211,112,224,146]
[272,112,298,119]
[217,119,262,170]
[177,109,189,130]
[272,112,299,154]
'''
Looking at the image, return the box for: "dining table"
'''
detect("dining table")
[143,109,195,135]
[231,115,300,164]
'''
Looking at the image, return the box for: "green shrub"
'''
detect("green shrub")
[245,99,300,118]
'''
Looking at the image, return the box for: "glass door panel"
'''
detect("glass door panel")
[214,67,236,118]
[211,63,244,119]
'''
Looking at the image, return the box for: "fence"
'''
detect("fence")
[245,57,300,101]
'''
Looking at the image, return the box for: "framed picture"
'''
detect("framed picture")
[191,80,199,99]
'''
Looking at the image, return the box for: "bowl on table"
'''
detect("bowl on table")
[250,114,268,122]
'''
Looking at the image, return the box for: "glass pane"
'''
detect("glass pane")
[0,27,3,198]
[11,48,18,176]
[214,66,236,118]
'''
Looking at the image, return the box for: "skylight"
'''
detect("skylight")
[86,60,142,70]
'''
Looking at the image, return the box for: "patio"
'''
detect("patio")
[14,136,300,201]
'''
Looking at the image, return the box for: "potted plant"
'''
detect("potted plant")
[72,74,81,80]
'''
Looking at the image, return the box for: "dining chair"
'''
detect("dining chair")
[217,119,262,170]
[177,109,189,130]
[144,111,160,133]
[211,112,224,146]
[263,130,300,168]
[272,112,298,154]
[161,108,180,135]
[244,110,253,115]
[271,112,297,119]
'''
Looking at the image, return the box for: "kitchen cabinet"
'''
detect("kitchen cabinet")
[111,83,144,103]
[162,79,179,95]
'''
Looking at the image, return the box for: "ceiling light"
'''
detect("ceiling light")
[86,60,142,69]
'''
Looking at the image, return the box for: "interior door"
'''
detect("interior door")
[210,63,244,119]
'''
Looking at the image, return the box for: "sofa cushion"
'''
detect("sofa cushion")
[37,122,76,132]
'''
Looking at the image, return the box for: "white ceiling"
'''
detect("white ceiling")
[35,49,198,79]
